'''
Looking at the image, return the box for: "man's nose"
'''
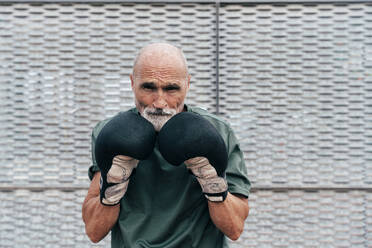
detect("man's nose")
[153,94,167,109]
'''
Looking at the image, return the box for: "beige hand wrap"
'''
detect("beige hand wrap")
[101,155,139,205]
[185,157,228,202]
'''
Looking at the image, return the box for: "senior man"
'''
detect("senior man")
[82,43,250,248]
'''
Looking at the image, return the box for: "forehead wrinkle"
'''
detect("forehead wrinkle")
[135,64,187,85]
[133,43,189,79]
[139,58,186,74]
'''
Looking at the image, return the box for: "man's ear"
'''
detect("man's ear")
[130,74,134,89]
[187,74,191,89]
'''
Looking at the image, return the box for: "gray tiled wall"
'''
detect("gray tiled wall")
[0,2,371,247]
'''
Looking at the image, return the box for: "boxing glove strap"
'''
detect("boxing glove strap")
[205,191,228,202]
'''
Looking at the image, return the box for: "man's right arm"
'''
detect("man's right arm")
[82,171,120,243]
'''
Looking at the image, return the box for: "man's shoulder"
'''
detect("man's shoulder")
[187,105,232,132]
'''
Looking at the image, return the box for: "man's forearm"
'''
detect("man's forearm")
[82,172,120,243]
[208,192,249,241]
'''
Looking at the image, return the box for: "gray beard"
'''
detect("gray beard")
[142,107,177,131]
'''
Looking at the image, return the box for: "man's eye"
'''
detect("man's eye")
[141,83,156,91]
[164,86,180,91]
[144,86,155,90]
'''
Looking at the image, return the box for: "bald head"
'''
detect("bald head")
[130,43,191,131]
[132,43,189,79]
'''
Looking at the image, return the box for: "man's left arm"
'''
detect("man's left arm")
[158,112,250,241]
[207,123,250,241]
[208,193,249,241]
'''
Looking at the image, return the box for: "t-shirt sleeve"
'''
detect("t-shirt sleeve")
[88,118,112,181]
[88,128,100,181]
[225,127,251,198]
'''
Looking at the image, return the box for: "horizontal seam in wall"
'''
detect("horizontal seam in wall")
[0,0,370,4]
[252,186,372,191]
[0,185,371,191]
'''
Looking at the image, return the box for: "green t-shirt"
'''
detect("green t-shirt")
[88,105,251,248]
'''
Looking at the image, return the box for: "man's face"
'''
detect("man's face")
[130,55,190,131]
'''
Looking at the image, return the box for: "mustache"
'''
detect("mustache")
[144,108,175,116]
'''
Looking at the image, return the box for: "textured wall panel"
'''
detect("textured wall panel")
[0,190,110,247]
[1,2,372,248]
[0,189,370,247]
[219,3,372,187]
[231,190,371,248]
[0,3,216,188]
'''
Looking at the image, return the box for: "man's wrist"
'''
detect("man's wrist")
[195,176,228,202]
[100,176,130,206]
[205,190,228,202]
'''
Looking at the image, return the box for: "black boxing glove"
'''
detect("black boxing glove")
[158,112,228,202]
[95,111,156,205]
